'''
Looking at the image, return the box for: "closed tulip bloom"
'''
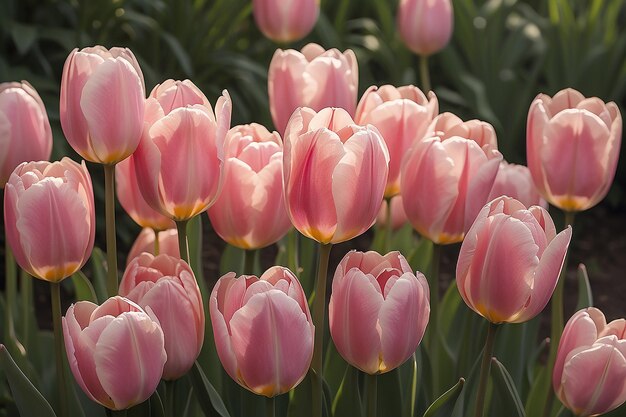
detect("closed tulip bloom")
[4,158,95,282]
[355,85,438,197]
[127,228,180,266]
[397,0,454,56]
[456,196,572,323]
[120,253,203,380]
[253,0,319,43]
[132,91,232,221]
[377,196,409,231]
[116,156,174,231]
[210,266,314,397]
[401,134,501,244]
[284,107,389,244]
[63,296,166,410]
[329,251,429,374]
[208,124,292,249]
[149,79,211,114]
[488,161,547,209]
[527,88,622,212]
[0,81,53,186]
[60,46,145,164]
[554,307,626,416]
[426,112,498,151]
[268,43,358,134]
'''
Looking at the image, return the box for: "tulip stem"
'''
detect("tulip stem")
[311,242,332,417]
[419,55,431,93]
[154,229,160,256]
[426,242,441,395]
[265,395,275,417]
[51,282,68,417]
[176,220,190,264]
[104,164,118,297]
[243,249,255,275]
[166,380,175,417]
[384,197,393,252]
[4,244,17,346]
[473,322,498,417]
[365,373,377,417]
[287,229,300,277]
[21,270,32,352]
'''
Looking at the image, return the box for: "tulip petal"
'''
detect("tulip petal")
[268,50,307,134]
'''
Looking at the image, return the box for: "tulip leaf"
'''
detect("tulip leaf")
[89,248,109,303]
[490,358,525,417]
[71,271,98,303]
[332,366,362,417]
[524,365,550,417]
[422,378,465,417]
[576,263,593,310]
[190,361,231,417]
[555,405,575,417]
[377,368,403,417]
[408,238,433,274]
[0,344,56,417]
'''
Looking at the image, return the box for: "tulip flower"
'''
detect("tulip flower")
[149,79,211,114]
[210,266,314,397]
[397,0,454,56]
[253,0,319,43]
[283,107,389,244]
[120,253,203,380]
[208,124,292,249]
[527,88,622,212]
[60,46,145,164]
[127,228,180,265]
[488,161,546,209]
[116,156,174,231]
[377,196,409,231]
[268,43,358,134]
[0,81,53,186]
[355,85,438,197]
[456,196,572,324]
[132,90,232,221]
[63,296,166,410]
[554,307,626,416]
[329,251,430,374]
[4,158,95,282]
[426,112,498,151]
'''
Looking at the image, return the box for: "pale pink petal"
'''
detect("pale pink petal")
[268,50,307,134]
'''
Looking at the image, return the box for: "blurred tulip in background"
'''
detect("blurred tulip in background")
[126,228,180,265]
[252,0,319,43]
[397,0,454,56]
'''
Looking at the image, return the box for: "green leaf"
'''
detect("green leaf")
[408,238,433,274]
[332,366,362,417]
[422,378,465,417]
[89,248,109,303]
[71,272,98,303]
[576,263,593,310]
[377,368,403,417]
[189,361,231,417]
[0,344,56,417]
[10,22,38,55]
[490,358,525,417]
[524,365,550,417]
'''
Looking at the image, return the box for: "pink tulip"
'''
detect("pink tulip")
[426,112,498,151]
[63,296,166,410]
[120,253,204,380]
[329,251,429,374]
[268,43,358,134]
[253,0,319,43]
[283,107,389,244]
[60,46,145,164]
[116,156,174,231]
[397,0,454,56]
[210,266,314,397]
[527,88,622,212]
[127,228,180,266]
[376,196,409,231]
[4,158,95,282]
[208,124,292,249]
[554,307,626,416]
[149,79,211,114]
[132,90,232,221]
[488,161,547,209]
[400,131,501,244]
[456,196,572,323]
[0,81,53,186]
[355,85,438,197]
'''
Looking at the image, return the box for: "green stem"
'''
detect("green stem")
[105,408,127,417]
[20,270,32,352]
[51,282,68,417]
[154,229,160,256]
[176,220,189,264]
[383,197,393,253]
[419,55,432,93]
[104,164,118,297]
[265,395,275,417]
[5,243,17,343]
[366,373,377,417]
[311,243,332,417]
[287,229,299,276]
[166,380,175,417]
[473,322,498,417]
[243,249,255,275]
[426,242,441,395]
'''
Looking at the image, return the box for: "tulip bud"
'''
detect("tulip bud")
[456,196,572,323]
[149,79,212,114]
[120,253,204,380]
[210,267,314,397]
[283,107,389,244]
[527,88,622,212]
[208,124,292,249]
[127,228,180,266]
[397,0,454,56]
[0,81,53,186]
[253,0,319,43]
[63,296,166,410]
[268,43,358,134]
[4,158,95,282]
[554,307,626,416]
[329,251,429,374]
[60,46,145,164]
[488,161,547,209]
[376,196,409,231]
